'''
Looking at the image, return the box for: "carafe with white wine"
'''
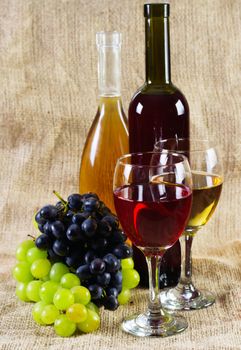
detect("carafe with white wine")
[79,32,128,213]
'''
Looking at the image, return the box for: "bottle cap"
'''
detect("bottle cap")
[96,31,122,47]
[144,3,170,18]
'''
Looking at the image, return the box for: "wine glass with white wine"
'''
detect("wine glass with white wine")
[154,138,223,310]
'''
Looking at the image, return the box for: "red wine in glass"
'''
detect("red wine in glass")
[114,182,192,253]
[113,151,192,337]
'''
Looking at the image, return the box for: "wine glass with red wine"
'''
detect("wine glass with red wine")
[154,138,223,310]
[113,151,192,337]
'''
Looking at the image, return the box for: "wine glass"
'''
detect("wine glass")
[154,138,223,310]
[113,151,192,337]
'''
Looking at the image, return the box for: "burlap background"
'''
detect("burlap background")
[0,0,240,349]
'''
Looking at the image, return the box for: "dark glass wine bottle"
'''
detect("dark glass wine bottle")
[128,3,190,287]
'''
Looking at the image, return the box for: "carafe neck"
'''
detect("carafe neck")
[96,31,122,97]
[98,95,123,109]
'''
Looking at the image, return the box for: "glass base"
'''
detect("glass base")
[121,311,188,337]
[160,285,215,311]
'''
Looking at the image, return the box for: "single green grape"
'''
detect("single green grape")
[122,269,140,289]
[31,258,51,279]
[16,282,30,302]
[117,288,131,305]
[26,280,43,302]
[26,247,47,264]
[53,288,75,310]
[66,303,87,323]
[77,309,100,333]
[16,240,35,261]
[86,302,99,315]
[13,261,33,283]
[41,304,60,325]
[39,281,59,304]
[121,258,134,270]
[60,273,80,289]
[54,314,76,337]
[71,286,91,305]
[32,301,48,325]
[32,213,39,230]
[41,274,50,282]
[49,263,69,283]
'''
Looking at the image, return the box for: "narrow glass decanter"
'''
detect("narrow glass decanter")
[79,32,128,214]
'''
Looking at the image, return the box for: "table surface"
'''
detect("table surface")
[0,1,241,349]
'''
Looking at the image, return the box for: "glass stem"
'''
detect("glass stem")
[179,232,195,285]
[146,254,167,319]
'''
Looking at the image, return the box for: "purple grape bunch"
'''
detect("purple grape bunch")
[34,192,133,310]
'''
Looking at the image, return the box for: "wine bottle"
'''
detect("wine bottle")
[79,32,128,214]
[128,3,190,287]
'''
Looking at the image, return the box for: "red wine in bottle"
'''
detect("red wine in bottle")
[128,3,190,287]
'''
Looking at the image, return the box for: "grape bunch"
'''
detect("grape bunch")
[14,245,100,337]
[13,192,140,337]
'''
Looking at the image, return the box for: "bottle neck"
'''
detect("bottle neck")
[97,45,121,97]
[145,15,171,85]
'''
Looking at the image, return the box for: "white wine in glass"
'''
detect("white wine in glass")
[155,138,223,310]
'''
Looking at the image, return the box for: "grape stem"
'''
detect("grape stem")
[53,190,67,205]
[27,234,36,241]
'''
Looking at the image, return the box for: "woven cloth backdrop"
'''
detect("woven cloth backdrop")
[0,0,240,349]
